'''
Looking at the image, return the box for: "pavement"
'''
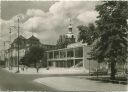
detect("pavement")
[5,67,88,75]
[0,68,56,91]
[34,76,128,92]
[2,67,128,92]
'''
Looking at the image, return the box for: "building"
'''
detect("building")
[27,35,41,47]
[65,22,76,45]
[46,20,107,73]
[5,35,56,67]
[46,41,128,74]
[56,19,76,49]
[46,42,100,72]
[41,44,57,51]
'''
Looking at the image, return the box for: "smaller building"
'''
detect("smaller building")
[46,42,101,73]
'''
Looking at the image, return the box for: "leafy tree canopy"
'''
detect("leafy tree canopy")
[56,35,68,49]
[91,1,128,79]
[21,46,45,67]
[77,23,99,45]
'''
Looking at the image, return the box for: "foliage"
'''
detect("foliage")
[21,46,45,68]
[56,35,68,49]
[91,1,128,79]
[77,23,99,45]
[0,60,5,66]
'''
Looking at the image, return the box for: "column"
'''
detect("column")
[73,48,75,67]
[58,61,60,67]
[83,45,85,68]
[65,49,68,68]
[53,51,54,59]
[59,50,60,59]
[53,62,56,67]
[47,52,49,67]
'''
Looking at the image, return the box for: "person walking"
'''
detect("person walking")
[36,66,39,73]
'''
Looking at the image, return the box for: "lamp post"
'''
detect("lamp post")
[15,15,23,73]
[17,17,20,73]
[9,25,16,70]
[9,27,12,70]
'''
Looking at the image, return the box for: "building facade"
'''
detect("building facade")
[5,35,56,67]
[46,42,128,74]
[46,42,101,72]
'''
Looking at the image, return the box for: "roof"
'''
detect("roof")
[13,35,26,43]
[28,35,39,41]
[67,42,87,48]
[18,35,26,40]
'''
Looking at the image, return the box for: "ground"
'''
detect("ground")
[0,67,127,92]
[34,76,127,92]
[0,68,56,91]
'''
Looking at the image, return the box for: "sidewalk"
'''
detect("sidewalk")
[34,77,128,92]
[4,67,89,75]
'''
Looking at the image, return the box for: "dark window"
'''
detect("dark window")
[72,35,74,38]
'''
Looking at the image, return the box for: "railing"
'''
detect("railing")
[47,57,83,61]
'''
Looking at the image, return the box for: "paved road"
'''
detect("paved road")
[0,68,56,91]
[35,76,127,92]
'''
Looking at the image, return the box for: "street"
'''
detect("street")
[0,68,56,91]
[0,68,127,92]
[35,77,127,92]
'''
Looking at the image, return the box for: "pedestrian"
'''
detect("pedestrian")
[36,66,39,73]
[23,65,24,71]
[25,65,28,71]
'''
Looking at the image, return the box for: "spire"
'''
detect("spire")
[68,18,72,33]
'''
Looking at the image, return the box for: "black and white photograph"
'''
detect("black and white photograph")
[0,0,128,92]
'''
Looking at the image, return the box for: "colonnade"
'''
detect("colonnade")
[46,46,84,68]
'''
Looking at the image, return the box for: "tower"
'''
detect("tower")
[65,18,76,45]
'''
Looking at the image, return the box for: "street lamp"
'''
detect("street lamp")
[16,15,23,73]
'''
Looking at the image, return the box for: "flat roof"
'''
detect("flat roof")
[46,44,92,52]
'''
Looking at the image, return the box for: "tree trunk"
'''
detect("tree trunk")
[110,61,116,80]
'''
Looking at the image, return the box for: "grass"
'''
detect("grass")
[86,75,127,85]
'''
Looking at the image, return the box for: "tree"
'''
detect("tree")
[56,35,68,49]
[0,60,5,67]
[91,1,128,79]
[77,23,99,45]
[21,46,45,68]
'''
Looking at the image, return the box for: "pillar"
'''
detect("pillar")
[83,45,85,68]
[65,49,68,68]
[53,51,54,59]
[47,52,49,67]
[59,50,60,59]
[73,48,75,67]
[53,62,56,67]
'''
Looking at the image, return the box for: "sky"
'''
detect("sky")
[0,1,101,50]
